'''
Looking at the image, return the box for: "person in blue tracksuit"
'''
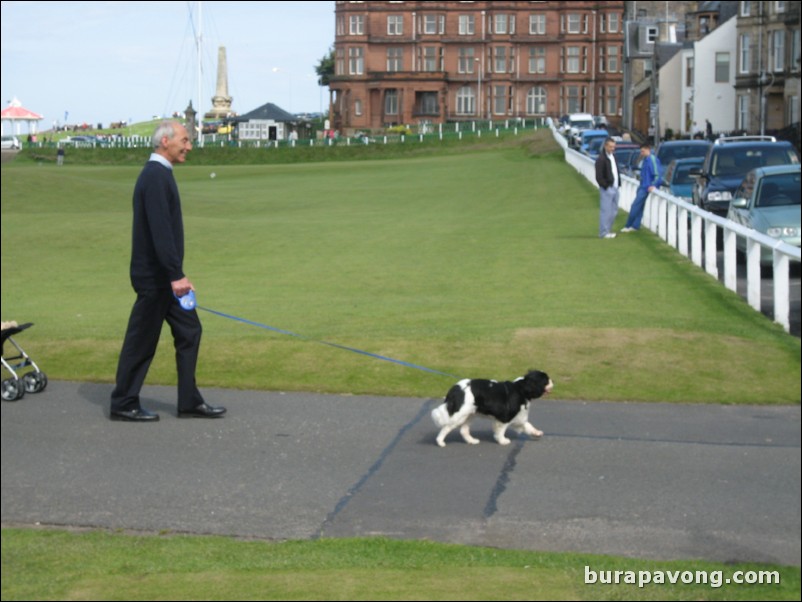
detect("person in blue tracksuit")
[622,143,663,232]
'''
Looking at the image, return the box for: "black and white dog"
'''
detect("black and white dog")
[431,370,553,447]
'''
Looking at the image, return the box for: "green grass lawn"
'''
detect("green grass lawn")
[2,529,798,601]
[1,131,799,403]
[2,132,800,600]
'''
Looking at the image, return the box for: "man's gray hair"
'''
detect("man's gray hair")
[151,121,178,149]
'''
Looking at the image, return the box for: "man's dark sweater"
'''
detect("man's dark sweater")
[130,160,185,290]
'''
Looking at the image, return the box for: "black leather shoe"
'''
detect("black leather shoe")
[110,407,160,422]
[178,403,227,418]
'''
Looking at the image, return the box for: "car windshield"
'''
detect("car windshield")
[756,173,802,207]
[658,143,709,165]
[712,146,796,177]
[672,163,700,185]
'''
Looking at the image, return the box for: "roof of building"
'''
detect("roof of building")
[233,102,295,123]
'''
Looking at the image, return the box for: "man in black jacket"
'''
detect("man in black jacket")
[594,137,620,239]
[110,121,226,421]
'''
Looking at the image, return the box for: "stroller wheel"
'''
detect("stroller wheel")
[2,378,25,401]
[23,372,48,394]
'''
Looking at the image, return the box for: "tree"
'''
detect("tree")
[315,47,335,87]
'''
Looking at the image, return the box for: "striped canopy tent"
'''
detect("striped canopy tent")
[2,98,43,135]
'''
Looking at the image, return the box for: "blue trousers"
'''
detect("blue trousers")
[625,186,650,230]
[599,186,620,237]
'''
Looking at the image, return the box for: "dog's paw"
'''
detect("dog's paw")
[465,437,480,445]
[524,424,543,439]
[496,437,511,446]
[436,439,447,448]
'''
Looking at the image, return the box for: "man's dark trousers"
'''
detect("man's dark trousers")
[110,288,204,413]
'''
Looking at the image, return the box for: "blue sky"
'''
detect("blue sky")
[1,1,335,130]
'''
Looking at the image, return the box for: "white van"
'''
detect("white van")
[566,113,595,147]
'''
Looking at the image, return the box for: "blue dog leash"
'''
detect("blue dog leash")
[195,304,460,380]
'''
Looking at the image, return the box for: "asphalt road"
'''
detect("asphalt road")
[2,381,799,566]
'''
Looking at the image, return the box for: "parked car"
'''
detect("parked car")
[566,112,595,147]
[661,157,704,202]
[727,164,801,263]
[578,129,609,156]
[61,135,100,146]
[612,143,640,176]
[655,139,711,167]
[1,135,21,150]
[691,136,800,216]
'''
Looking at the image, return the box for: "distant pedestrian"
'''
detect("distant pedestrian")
[56,146,65,166]
[705,119,713,141]
[621,143,663,232]
[595,137,620,239]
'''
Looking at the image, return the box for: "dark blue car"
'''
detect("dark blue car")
[691,136,800,216]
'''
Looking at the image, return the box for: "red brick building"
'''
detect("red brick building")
[329,0,625,133]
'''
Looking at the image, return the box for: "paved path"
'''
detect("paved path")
[2,381,799,566]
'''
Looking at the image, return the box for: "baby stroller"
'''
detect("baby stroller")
[2,322,48,401]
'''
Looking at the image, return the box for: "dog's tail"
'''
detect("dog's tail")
[432,381,467,427]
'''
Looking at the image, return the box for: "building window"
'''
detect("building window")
[788,96,799,125]
[348,47,364,75]
[738,95,750,130]
[526,86,547,114]
[607,86,619,115]
[607,46,619,72]
[565,46,580,73]
[459,15,475,35]
[494,14,514,35]
[494,46,509,73]
[458,47,476,73]
[775,1,786,14]
[456,86,475,115]
[336,47,345,75]
[739,33,751,73]
[564,85,582,114]
[421,46,440,72]
[387,47,403,72]
[422,14,444,35]
[529,14,546,35]
[349,15,364,35]
[608,13,620,33]
[740,1,751,17]
[529,47,545,73]
[387,15,403,35]
[565,13,582,34]
[354,99,363,116]
[771,30,785,72]
[715,52,730,83]
[417,92,438,116]
[493,85,507,115]
[793,28,800,72]
[646,26,659,44]
[385,90,398,115]
[685,57,694,87]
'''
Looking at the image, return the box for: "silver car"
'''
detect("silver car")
[728,164,801,263]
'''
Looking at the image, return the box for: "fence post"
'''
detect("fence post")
[774,253,791,331]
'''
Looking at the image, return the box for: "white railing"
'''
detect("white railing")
[555,128,800,333]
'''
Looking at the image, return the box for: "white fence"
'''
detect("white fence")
[553,128,800,333]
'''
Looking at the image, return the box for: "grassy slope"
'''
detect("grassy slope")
[1,131,799,403]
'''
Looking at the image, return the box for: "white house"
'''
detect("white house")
[690,16,737,136]
[658,15,737,138]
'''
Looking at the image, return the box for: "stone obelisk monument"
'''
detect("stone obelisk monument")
[205,46,235,120]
